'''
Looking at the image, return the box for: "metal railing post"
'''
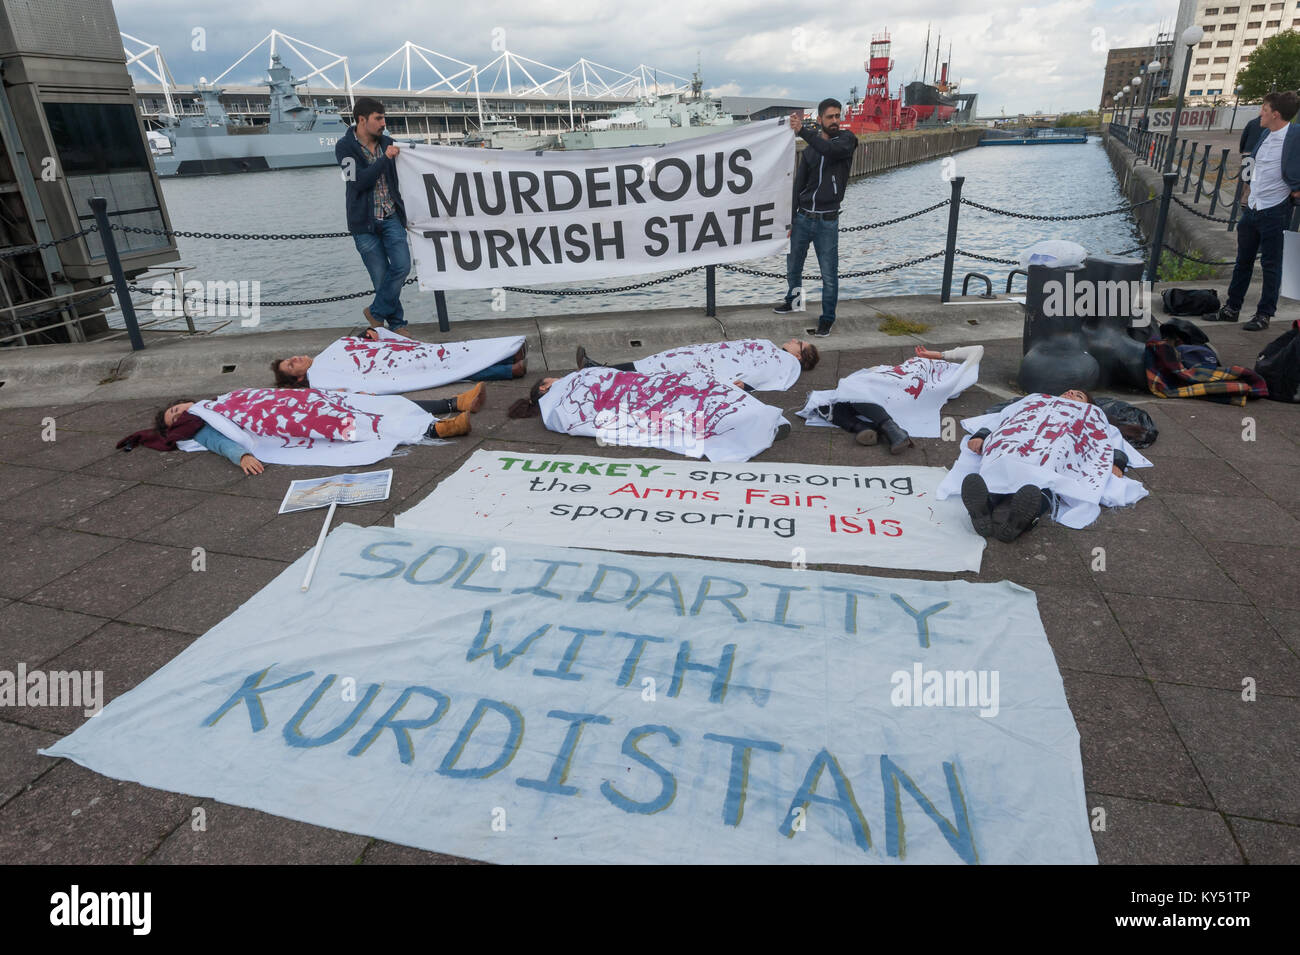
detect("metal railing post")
[940,176,964,304]
[1183,142,1198,192]
[705,264,716,317]
[88,197,143,351]
[434,289,450,332]
[1193,143,1211,202]
[1208,148,1228,215]
[1147,172,1178,283]
[1175,139,1187,181]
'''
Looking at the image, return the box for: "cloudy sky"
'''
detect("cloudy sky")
[116,0,1181,115]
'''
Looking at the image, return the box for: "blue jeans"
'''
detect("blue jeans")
[467,360,515,381]
[785,211,840,324]
[354,216,411,327]
[1227,200,1290,318]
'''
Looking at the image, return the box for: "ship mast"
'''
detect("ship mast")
[921,24,930,83]
[934,31,941,83]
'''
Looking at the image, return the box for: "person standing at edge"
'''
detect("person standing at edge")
[1211,90,1300,332]
[336,97,410,331]
[773,99,858,337]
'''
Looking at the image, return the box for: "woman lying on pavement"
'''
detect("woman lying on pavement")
[936,389,1151,542]
[271,326,527,393]
[573,338,818,393]
[119,387,475,471]
[507,366,791,463]
[797,344,983,454]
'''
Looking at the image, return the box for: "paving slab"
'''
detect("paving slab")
[1086,792,1243,865]
[119,553,289,635]
[0,528,121,599]
[0,602,108,670]
[1224,817,1300,865]
[24,541,194,619]
[147,802,371,865]
[0,721,62,805]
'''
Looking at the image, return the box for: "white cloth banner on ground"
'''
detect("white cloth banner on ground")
[539,367,789,463]
[936,394,1151,529]
[397,121,794,290]
[397,449,985,572]
[189,388,432,467]
[43,525,1096,865]
[799,354,981,438]
[307,328,525,393]
[633,340,802,392]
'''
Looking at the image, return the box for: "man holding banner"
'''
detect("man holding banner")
[773,100,859,338]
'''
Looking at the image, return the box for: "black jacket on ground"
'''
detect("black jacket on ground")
[335,126,407,235]
[792,126,859,215]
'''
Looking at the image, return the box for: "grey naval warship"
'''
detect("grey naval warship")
[153,54,348,176]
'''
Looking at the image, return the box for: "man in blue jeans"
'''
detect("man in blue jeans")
[773,99,858,337]
[336,97,410,330]
[1211,90,1300,332]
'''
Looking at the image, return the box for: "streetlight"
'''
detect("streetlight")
[1122,85,1132,128]
[1229,84,1243,132]
[1150,23,1205,281]
[1141,59,1162,129]
[1131,76,1142,125]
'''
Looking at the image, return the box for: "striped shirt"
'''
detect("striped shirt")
[361,139,396,220]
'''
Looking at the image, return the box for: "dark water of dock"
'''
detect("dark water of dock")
[156,138,1142,333]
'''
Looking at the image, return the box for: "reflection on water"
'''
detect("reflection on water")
[157,138,1140,333]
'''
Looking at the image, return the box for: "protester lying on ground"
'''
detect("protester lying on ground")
[271,326,526,393]
[937,390,1151,541]
[507,367,790,462]
[797,344,983,454]
[574,338,818,394]
[120,388,473,470]
[1145,318,1268,406]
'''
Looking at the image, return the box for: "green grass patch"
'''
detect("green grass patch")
[1157,250,1217,282]
[878,315,930,336]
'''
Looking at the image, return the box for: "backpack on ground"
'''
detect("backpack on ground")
[1160,288,1221,316]
[1255,321,1300,402]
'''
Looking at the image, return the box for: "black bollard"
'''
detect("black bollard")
[1147,172,1179,283]
[705,264,716,317]
[434,290,450,332]
[939,176,964,304]
[88,197,144,351]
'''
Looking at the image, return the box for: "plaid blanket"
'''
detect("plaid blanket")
[1145,339,1268,406]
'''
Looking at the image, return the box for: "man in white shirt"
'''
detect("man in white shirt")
[1212,91,1300,332]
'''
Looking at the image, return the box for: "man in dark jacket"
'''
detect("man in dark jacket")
[336,97,410,330]
[773,98,858,337]
[1239,113,1263,156]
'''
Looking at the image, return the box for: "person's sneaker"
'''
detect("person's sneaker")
[575,345,602,369]
[774,422,792,441]
[1243,312,1272,332]
[433,411,472,439]
[960,473,994,538]
[814,318,833,337]
[854,428,879,446]
[1208,305,1239,323]
[512,359,526,378]
[773,301,795,314]
[994,485,1044,543]
[456,382,486,413]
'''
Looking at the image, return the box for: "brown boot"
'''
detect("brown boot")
[456,382,486,413]
[512,359,526,378]
[434,412,471,439]
[363,306,382,329]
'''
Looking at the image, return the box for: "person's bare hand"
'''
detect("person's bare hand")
[968,437,984,454]
[914,346,944,360]
[788,112,802,132]
[364,327,380,341]
[240,454,264,475]
[385,144,400,159]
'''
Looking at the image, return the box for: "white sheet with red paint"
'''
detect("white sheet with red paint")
[538,367,788,462]
[632,339,802,392]
[799,354,981,438]
[189,388,433,466]
[936,394,1151,529]
[307,327,524,394]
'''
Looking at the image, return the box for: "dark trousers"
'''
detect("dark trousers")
[988,487,1055,519]
[1227,199,1290,317]
[414,398,457,415]
[466,360,516,381]
[827,402,891,432]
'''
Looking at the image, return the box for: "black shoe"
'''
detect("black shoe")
[773,301,795,314]
[960,474,994,538]
[994,485,1044,543]
[854,428,879,446]
[774,422,791,441]
[1207,305,1239,322]
[878,418,912,454]
[814,318,833,337]
[1243,313,1271,332]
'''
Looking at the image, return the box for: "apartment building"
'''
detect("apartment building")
[1170,0,1300,104]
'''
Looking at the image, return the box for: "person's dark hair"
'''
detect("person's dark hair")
[154,397,196,436]
[817,98,842,117]
[1262,90,1298,122]
[508,378,547,418]
[271,358,308,388]
[800,342,820,372]
[353,96,386,123]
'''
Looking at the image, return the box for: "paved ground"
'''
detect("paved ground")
[1,310,1298,864]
